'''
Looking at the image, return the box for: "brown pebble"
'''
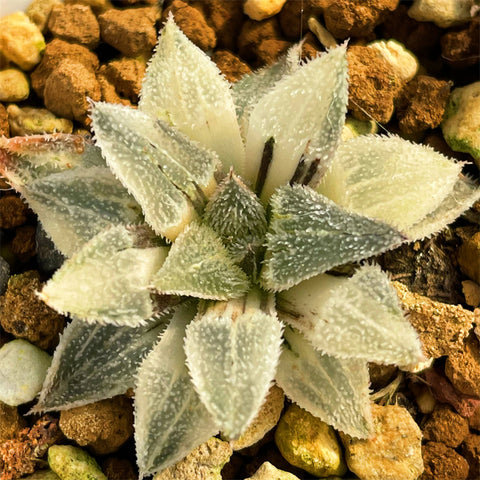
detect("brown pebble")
[202,0,243,51]
[238,18,283,65]
[0,196,29,229]
[0,402,26,443]
[44,60,101,124]
[323,0,399,39]
[162,0,216,51]
[459,433,480,479]
[0,103,9,137]
[347,45,402,124]
[97,73,131,106]
[441,18,480,68]
[98,7,159,57]
[59,396,134,455]
[257,38,292,66]
[462,280,480,307]
[11,225,37,262]
[278,0,325,40]
[470,403,480,431]
[31,39,99,99]
[64,0,114,15]
[422,404,469,448]
[421,442,469,480]
[48,4,100,49]
[457,231,480,285]
[211,50,251,83]
[100,457,136,480]
[0,271,65,351]
[301,31,322,59]
[445,332,480,397]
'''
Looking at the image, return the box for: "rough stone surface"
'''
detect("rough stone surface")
[231,385,284,451]
[0,69,30,102]
[340,404,424,480]
[0,271,66,350]
[408,0,474,28]
[0,103,9,137]
[445,332,480,397]
[211,50,252,83]
[0,196,29,229]
[59,396,134,455]
[0,339,51,406]
[11,225,37,263]
[469,403,480,430]
[23,470,61,479]
[275,404,347,477]
[98,7,159,57]
[0,12,45,71]
[459,433,480,480]
[422,404,469,447]
[27,0,63,32]
[347,45,402,124]
[393,281,477,359]
[31,39,99,99]
[462,280,480,307]
[396,75,451,135]
[7,105,73,136]
[64,0,113,15]
[48,445,107,480]
[245,461,300,480]
[457,231,480,284]
[0,401,26,443]
[278,0,325,40]
[153,437,233,480]
[238,18,283,65]
[244,0,287,21]
[441,18,480,68]
[47,4,100,50]
[421,441,469,480]
[100,457,136,480]
[44,60,101,124]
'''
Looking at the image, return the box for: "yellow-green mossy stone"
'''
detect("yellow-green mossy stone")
[274,404,347,477]
[48,445,107,480]
[23,470,61,480]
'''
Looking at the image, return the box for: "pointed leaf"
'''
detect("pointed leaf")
[277,265,424,365]
[41,225,169,326]
[91,103,198,241]
[134,305,218,477]
[33,316,168,412]
[139,17,245,175]
[151,222,249,300]
[0,135,141,256]
[244,44,348,201]
[317,135,464,234]
[184,294,283,440]
[261,185,404,291]
[276,327,372,438]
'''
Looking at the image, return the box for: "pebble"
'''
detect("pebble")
[408,0,474,28]
[26,0,63,33]
[23,470,61,480]
[7,104,73,136]
[462,280,480,307]
[340,404,423,480]
[64,0,113,15]
[0,401,26,443]
[421,441,469,480]
[274,404,347,477]
[457,231,480,284]
[422,404,470,447]
[230,385,284,451]
[0,102,9,136]
[0,12,45,71]
[36,224,66,273]
[0,195,28,229]
[459,433,480,479]
[0,339,51,406]
[442,82,480,167]
[243,0,287,21]
[342,117,378,141]
[0,68,30,102]
[441,19,480,68]
[153,437,232,480]
[445,332,480,397]
[0,255,9,295]
[211,50,252,83]
[48,445,107,480]
[278,0,323,40]
[245,461,300,480]
[59,396,134,455]
[100,457,136,480]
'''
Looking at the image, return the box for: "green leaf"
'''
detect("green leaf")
[91,102,199,242]
[277,265,424,365]
[0,135,141,256]
[203,171,267,274]
[184,293,283,440]
[139,17,245,175]
[151,222,250,300]
[244,44,348,201]
[317,135,465,235]
[261,185,404,291]
[276,327,372,438]
[134,305,218,477]
[32,315,168,413]
[41,225,168,326]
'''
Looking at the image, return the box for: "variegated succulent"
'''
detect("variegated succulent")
[1,17,479,478]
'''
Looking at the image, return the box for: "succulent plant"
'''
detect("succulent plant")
[1,17,479,478]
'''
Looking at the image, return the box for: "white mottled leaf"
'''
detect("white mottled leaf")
[317,135,465,234]
[151,222,249,300]
[139,17,245,175]
[0,135,141,256]
[277,265,424,365]
[135,305,218,477]
[32,315,168,413]
[184,293,283,440]
[261,185,404,291]
[276,327,372,438]
[41,225,168,326]
[244,44,348,201]
[91,102,198,242]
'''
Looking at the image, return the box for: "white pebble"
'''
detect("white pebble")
[408,0,474,28]
[244,0,287,21]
